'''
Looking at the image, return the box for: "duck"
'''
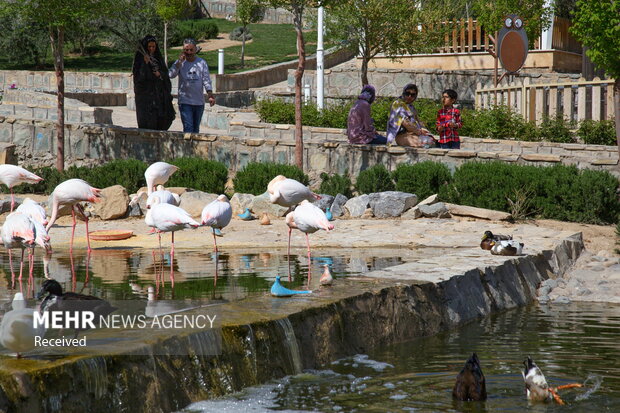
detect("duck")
[270,276,312,297]
[320,264,333,286]
[452,353,487,401]
[490,240,524,256]
[522,356,582,405]
[0,293,45,358]
[37,279,117,338]
[480,230,512,250]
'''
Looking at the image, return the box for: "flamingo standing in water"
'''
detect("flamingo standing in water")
[16,198,48,226]
[145,198,200,284]
[285,200,334,262]
[267,175,321,207]
[1,212,36,282]
[201,195,232,253]
[46,179,102,253]
[0,165,43,211]
[145,162,178,195]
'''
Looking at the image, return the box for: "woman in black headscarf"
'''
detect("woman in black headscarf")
[132,35,175,130]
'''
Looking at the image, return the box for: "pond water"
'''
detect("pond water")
[181,302,620,413]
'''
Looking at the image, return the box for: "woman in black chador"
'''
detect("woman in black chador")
[132,35,175,130]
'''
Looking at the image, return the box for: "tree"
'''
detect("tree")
[102,0,163,52]
[0,0,115,171]
[235,0,265,68]
[0,11,48,67]
[269,0,318,170]
[472,0,552,47]
[155,0,189,65]
[570,0,620,153]
[326,0,449,86]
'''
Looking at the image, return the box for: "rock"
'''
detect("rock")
[93,185,129,220]
[538,295,550,304]
[541,279,558,289]
[250,192,289,217]
[445,203,512,221]
[368,191,418,218]
[553,295,571,304]
[538,285,552,297]
[418,202,451,218]
[0,197,25,213]
[418,194,439,206]
[576,287,592,296]
[331,194,349,217]
[127,202,142,217]
[360,207,374,219]
[597,250,614,258]
[230,193,255,216]
[343,195,370,217]
[129,191,148,213]
[401,206,423,219]
[179,191,218,217]
[313,194,335,211]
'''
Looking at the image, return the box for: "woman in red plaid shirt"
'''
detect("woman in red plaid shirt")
[436,89,462,149]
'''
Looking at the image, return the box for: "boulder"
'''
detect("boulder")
[368,191,418,218]
[418,194,439,206]
[313,194,335,212]
[127,202,142,217]
[445,203,512,221]
[179,191,218,217]
[330,194,349,217]
[230,193,255,216]
[343,195,370,218]
[93,185,129,220]
[401,206,423,219]
[418,202,451,218]
[129,191,148,214]
[250,192,289,217]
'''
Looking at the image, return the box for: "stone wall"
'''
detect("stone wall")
[0,115,617,181]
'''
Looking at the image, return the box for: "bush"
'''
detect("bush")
[577,119,617,146]
[229,26,252,41]
[255,99,295,125]
[166,157,228,194]
[319,172,353,198]
[170,20,219,46]
[439,161,620,224]
[233,162,308,195]
[391,161,452,200]
[466,105,527,140]
[85,159,147,194]
[537,115,575,143]
[356,164,395,194]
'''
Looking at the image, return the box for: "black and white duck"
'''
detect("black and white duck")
[480,230,512,250]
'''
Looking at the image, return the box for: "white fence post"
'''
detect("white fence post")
[592,77,601,121]
[563,85,573,121]
[577,77,587,121]
[218,49,224,75]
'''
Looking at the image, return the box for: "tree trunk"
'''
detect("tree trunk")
[615,78,620,159]
[293,7,306,170]
[164,21,169,66]
[50,27,65,172]
[241,25,246,68]
[361,56,369,86]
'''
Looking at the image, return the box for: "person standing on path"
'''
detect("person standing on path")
[168,38,215,133]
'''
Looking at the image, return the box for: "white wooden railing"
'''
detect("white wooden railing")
[475,77,615,124]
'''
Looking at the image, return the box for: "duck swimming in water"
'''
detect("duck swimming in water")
[453,353,487,401]
[480,230,512,250]
[522,356,582,405]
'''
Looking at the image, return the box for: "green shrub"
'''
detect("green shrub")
[170,20,219,46]
[537,115,575,143]
[466,105,527,140]
[233,162,308,195]
[166,157,228,194]
[84,159,147,194]
[255,99,295,125]
[356,164,395,194]
[439,161,620,224]
[229,26,252,41]
[319,172,353,198]
[577,119,617,146]
[391,161,452,200]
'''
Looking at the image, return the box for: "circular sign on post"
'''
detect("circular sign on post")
[497,14,528,73]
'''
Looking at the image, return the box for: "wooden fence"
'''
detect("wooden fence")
[434,16,580,54]
[475,77,615,123]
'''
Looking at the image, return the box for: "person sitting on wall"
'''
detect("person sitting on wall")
[386,83,436,148]
[346,85,387,145]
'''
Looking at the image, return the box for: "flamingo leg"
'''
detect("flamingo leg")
[214,252,218,287]
[305,233,312,280]
[10,188,15,212]
[8,248,15,287]
[70,208,77,253]
[69,250,77,291]
[169,231,175,287]
[18,248,24,280]
[28,249,34,280]
[212,229,218,253]
[287,227,292,282]
[84,213,92,253]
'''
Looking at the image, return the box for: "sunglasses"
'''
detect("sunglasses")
[404,92,417,97]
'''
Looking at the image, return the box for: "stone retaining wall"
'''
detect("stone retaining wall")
[0,115,617,180]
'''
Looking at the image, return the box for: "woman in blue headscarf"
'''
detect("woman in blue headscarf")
[346,85,387,144]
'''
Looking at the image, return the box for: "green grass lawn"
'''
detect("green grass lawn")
[0,18,324,74]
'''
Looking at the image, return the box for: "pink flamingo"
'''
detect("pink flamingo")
[267,175,321,207]
[285,200,334,262]
[145,199,200,284]
[0,165,43,211]
[1,212,36,283]
[201,194,232,252]
[16,198,48,226]
[145,162,178,195]
[46,179,102,253]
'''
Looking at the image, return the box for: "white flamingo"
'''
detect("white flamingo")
[46,179,102,253]
[16,198,48,226]
[201,194,232,252]
[285,200,334,261]
[267,175,321,207]
[145,162,178,195]
[0,165,43,211]
[1,212,36,281]
[0,292,45,358]
[146,188,181,209]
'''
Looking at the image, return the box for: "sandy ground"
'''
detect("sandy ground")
[169,33,250,53]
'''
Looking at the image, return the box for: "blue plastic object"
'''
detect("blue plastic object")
[325,207,333,221]
[237,208,253,220]
[270,276,312,297]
